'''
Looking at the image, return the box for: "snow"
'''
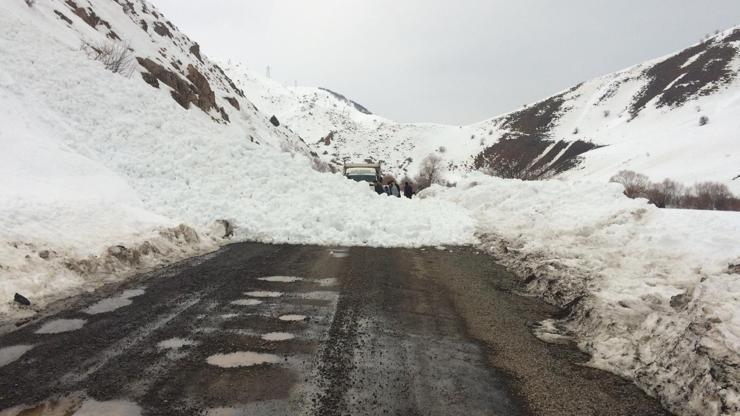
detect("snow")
[0,0,474,318]
[0,1,738,415]
[427,174,740,416]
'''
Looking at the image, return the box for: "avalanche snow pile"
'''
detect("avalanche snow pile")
[0,1,475,318]
[427,175,740,416]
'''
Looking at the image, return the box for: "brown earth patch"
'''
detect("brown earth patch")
[65,0,111,30]
[630,38,738,117]
[224,97,240,110]
[152,21,172,38]
[189,43,203,63]
[137,58,227,121]
[53,10,73,25]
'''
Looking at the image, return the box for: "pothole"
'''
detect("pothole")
[157,338,198,350]
[330,252,349,258]
[230,299,263,306]
[73,399,143,416]
[220,313,239,319]
[3,396,142,416]
[206,351,281,368]
[84,288,146,315]
[261,332,295,342]
[298,291,338,301]
[35,319,87,334]
[278,314,306,322]
[244,291,282,298]
[0,345,34,367]
[258,276,303,283]
[317,278,338,287]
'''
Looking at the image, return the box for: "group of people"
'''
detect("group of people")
[375,180,414,199]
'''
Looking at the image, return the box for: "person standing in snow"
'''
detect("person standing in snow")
[403,182,413,199]
[390,181,401,198]
[374,181,384,195]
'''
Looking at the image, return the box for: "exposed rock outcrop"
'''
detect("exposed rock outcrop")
[137,58,227,121]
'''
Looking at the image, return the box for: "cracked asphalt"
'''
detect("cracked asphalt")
[0,243,669,415]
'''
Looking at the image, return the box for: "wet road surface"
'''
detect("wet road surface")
[0,243,669,415]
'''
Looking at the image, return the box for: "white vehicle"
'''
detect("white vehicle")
[343,163,382,188]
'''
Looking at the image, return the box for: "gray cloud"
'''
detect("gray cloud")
[151,0,740,124]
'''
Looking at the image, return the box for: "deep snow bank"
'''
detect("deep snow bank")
[0,3,475,318]
[426,175,740,416]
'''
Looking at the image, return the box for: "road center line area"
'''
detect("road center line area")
[0,243,669,416]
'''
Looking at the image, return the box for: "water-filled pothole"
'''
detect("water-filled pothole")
[261,332,295,341]
[317,278,338,287]
[74,399,143,416]
[230,299,262,306]
[278,314,306,322]
[84,288,146,315]
[206,351,280,368]
[3,395,142,416]
[157,338,198,350]
[35,319,87,334]
[0,345,34,367]
[258,276,303,283]
[244,291,282,298]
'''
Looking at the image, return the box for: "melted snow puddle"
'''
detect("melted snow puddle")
[3,396,143,416]
[207,351,280,368]
[35,319,87,334]
[316,278,338,287]
[84,288,146,315]
[258,276,303,283]
[231,299,263,306]
[278,314,306,322]
[157,338,198,350]
[244,291,282,298]
[73,399,142,416]
[298,291,338,301]
[328,248,349,258]
[329,251,349,258]
[0,345,34,367]
[261,332,294,342]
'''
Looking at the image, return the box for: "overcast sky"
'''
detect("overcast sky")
[151,0,740,125]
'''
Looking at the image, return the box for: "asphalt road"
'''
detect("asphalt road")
[0,243,670,415]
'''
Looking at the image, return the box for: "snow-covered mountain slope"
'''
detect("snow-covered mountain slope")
[224,28,740,192]
[0,0,475,316]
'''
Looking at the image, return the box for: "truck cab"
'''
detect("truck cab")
[343,163,382,187]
